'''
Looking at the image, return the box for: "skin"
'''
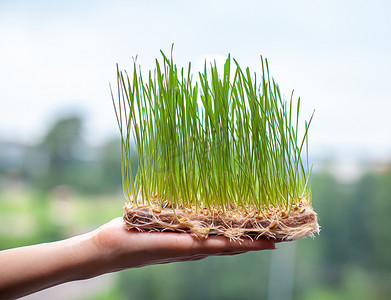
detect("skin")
[0,217,275,299]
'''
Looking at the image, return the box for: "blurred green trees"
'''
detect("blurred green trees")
[39,116,84,189]
[0,115,128,194]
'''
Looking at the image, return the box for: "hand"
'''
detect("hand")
[91,217,276,273]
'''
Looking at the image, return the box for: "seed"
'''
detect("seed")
[179,217,187,222]
[232,214,240,218]
[269,220,277,229]
[299,207,306,213]
[152,207,161,213]
[256,214,264,219]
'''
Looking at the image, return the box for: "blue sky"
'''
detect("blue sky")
[1,0,390,161]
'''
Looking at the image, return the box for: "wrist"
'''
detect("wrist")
[87,218,143,272]
[63,231,110,282]
[86,224,127,276]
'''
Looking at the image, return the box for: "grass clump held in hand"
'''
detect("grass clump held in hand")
[112,48,319,241]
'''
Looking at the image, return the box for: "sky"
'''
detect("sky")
[1,0,390,162]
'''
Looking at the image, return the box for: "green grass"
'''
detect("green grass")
[112,47,312,214]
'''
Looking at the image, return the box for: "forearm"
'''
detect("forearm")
[0,232,105,299]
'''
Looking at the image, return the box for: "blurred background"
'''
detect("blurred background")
[1,0,391,299]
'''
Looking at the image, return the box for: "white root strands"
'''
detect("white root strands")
[123,202,320,242]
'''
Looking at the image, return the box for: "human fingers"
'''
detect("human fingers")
[184,235,276,256]
[135,232,275,257]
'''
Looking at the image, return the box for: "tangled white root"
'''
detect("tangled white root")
[123,202,320,242]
